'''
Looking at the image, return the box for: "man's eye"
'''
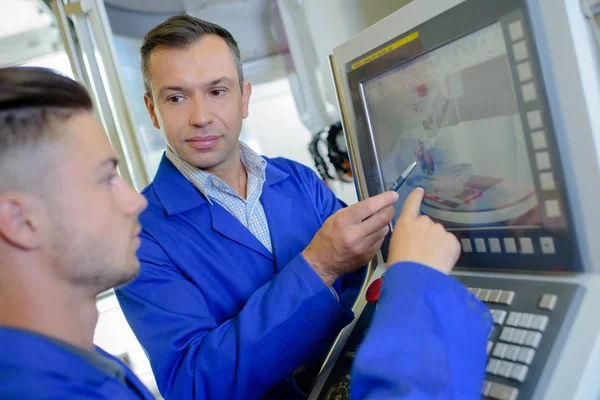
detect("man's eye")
[210,89,226,97]
[168,95,185,104]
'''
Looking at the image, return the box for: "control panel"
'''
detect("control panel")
[314,276,583,400]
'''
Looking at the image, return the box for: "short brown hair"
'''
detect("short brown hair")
[0,67,93,190]
[141,14,243,96]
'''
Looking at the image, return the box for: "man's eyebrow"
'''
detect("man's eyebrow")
[207,77,233,87]
[158,85,187,95]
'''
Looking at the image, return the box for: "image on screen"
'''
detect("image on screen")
[362,22,539,229]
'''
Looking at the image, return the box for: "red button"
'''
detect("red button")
[366,278,383,303]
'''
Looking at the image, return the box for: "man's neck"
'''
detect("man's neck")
[0,261,98,351]
[205,151,248,199]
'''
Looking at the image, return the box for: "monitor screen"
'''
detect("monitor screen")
[361,22,539,229]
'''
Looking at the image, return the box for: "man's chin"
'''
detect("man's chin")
[103,263,140,292]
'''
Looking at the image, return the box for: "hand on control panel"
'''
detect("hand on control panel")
[387,187,460,275]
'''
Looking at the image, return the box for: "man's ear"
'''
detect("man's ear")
[144,93,161,130]
[0,194,43,250]
[241,81,252,120]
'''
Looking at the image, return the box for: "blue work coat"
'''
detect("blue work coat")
[351,263,492,399]
[116,155,362,399]
[0,327,154,399]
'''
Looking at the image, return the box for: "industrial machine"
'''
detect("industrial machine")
[311,0,600,399]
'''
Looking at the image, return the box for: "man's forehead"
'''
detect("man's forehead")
[148,36,238,83]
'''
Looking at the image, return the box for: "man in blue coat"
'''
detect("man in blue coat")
[0,67,491,399]
[115,15,398,399]
[0,67,152,399]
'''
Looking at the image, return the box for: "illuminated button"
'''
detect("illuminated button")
[505,345,521,361]
[475,238,487,253]
[478,289,492,302]
[517,61,533,82]
[527,110,544,130]
[519,237,534,254]
[493,342,508,358]
[503,238,517,253]
[489,382,519,400]
[510,364,529,382]
[521,82,538,102]
[366,278,382,303]
[518,313,534,329]
[539,294,558,310]
[540,237,556,254]
[540,172,556,191]
[489,290,503,303]
[509,20,525,41]
[499,291,516,306]
[489,238,502,253]
[531,130,547,150]
[525,331,543,348]
[506,312,521,327]
[517,347,536,365]
[513,40,528,62]
[532,315,549,331]
[535,151,551,171]
[545,199,561,218]
[461,238,473,252]
[487,358,501,374]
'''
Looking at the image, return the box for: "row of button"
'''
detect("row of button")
[468,287,515,305]
[460,236,556,254]
[505,312,549,331]
[500,327,543,348]
[492,342,536,365]
[483,380,519,400]
[487,357,529,382]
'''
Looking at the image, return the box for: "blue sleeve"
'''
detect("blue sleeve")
[350,263,492,399]
[116,233,354,399]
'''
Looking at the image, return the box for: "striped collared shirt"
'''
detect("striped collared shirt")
[166,143,273,253]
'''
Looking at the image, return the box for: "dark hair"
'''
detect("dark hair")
[141,14,243,96]
[0,67,93,168]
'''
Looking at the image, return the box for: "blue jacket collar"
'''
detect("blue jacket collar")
[151,152,289,216]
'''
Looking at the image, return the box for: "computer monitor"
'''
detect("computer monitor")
[343,0,578,272]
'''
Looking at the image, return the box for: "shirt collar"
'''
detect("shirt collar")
[165,142,267,204]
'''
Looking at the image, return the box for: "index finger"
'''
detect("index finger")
[346,191,399,223]
[399,187,425,221]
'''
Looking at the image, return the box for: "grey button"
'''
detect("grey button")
[510,364,529,382]
[489,290,503,303]
[493,342,508,359]
[500,327,515,342]
[461,238,473,252]
[517,347,536,365]
[539,294,558,310]
[475,238,487,252]
[505,345,521,361]
[470,287,481,297]
[504,238,518,253]
[519,237,535,254]
[487,358,501,374]
[511,329,527,345]
[499,291,516,305]
[487,341,494,356]
[518,313,534,329]
[489,382,519,400]
[478,289,492,302]
[483,380,493,396]
[489,238,502,253]
[532,315,549,332]
[525,331,543,348]
[492,310,507,325]
[497,360,514,378]
[506,312,521,327]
